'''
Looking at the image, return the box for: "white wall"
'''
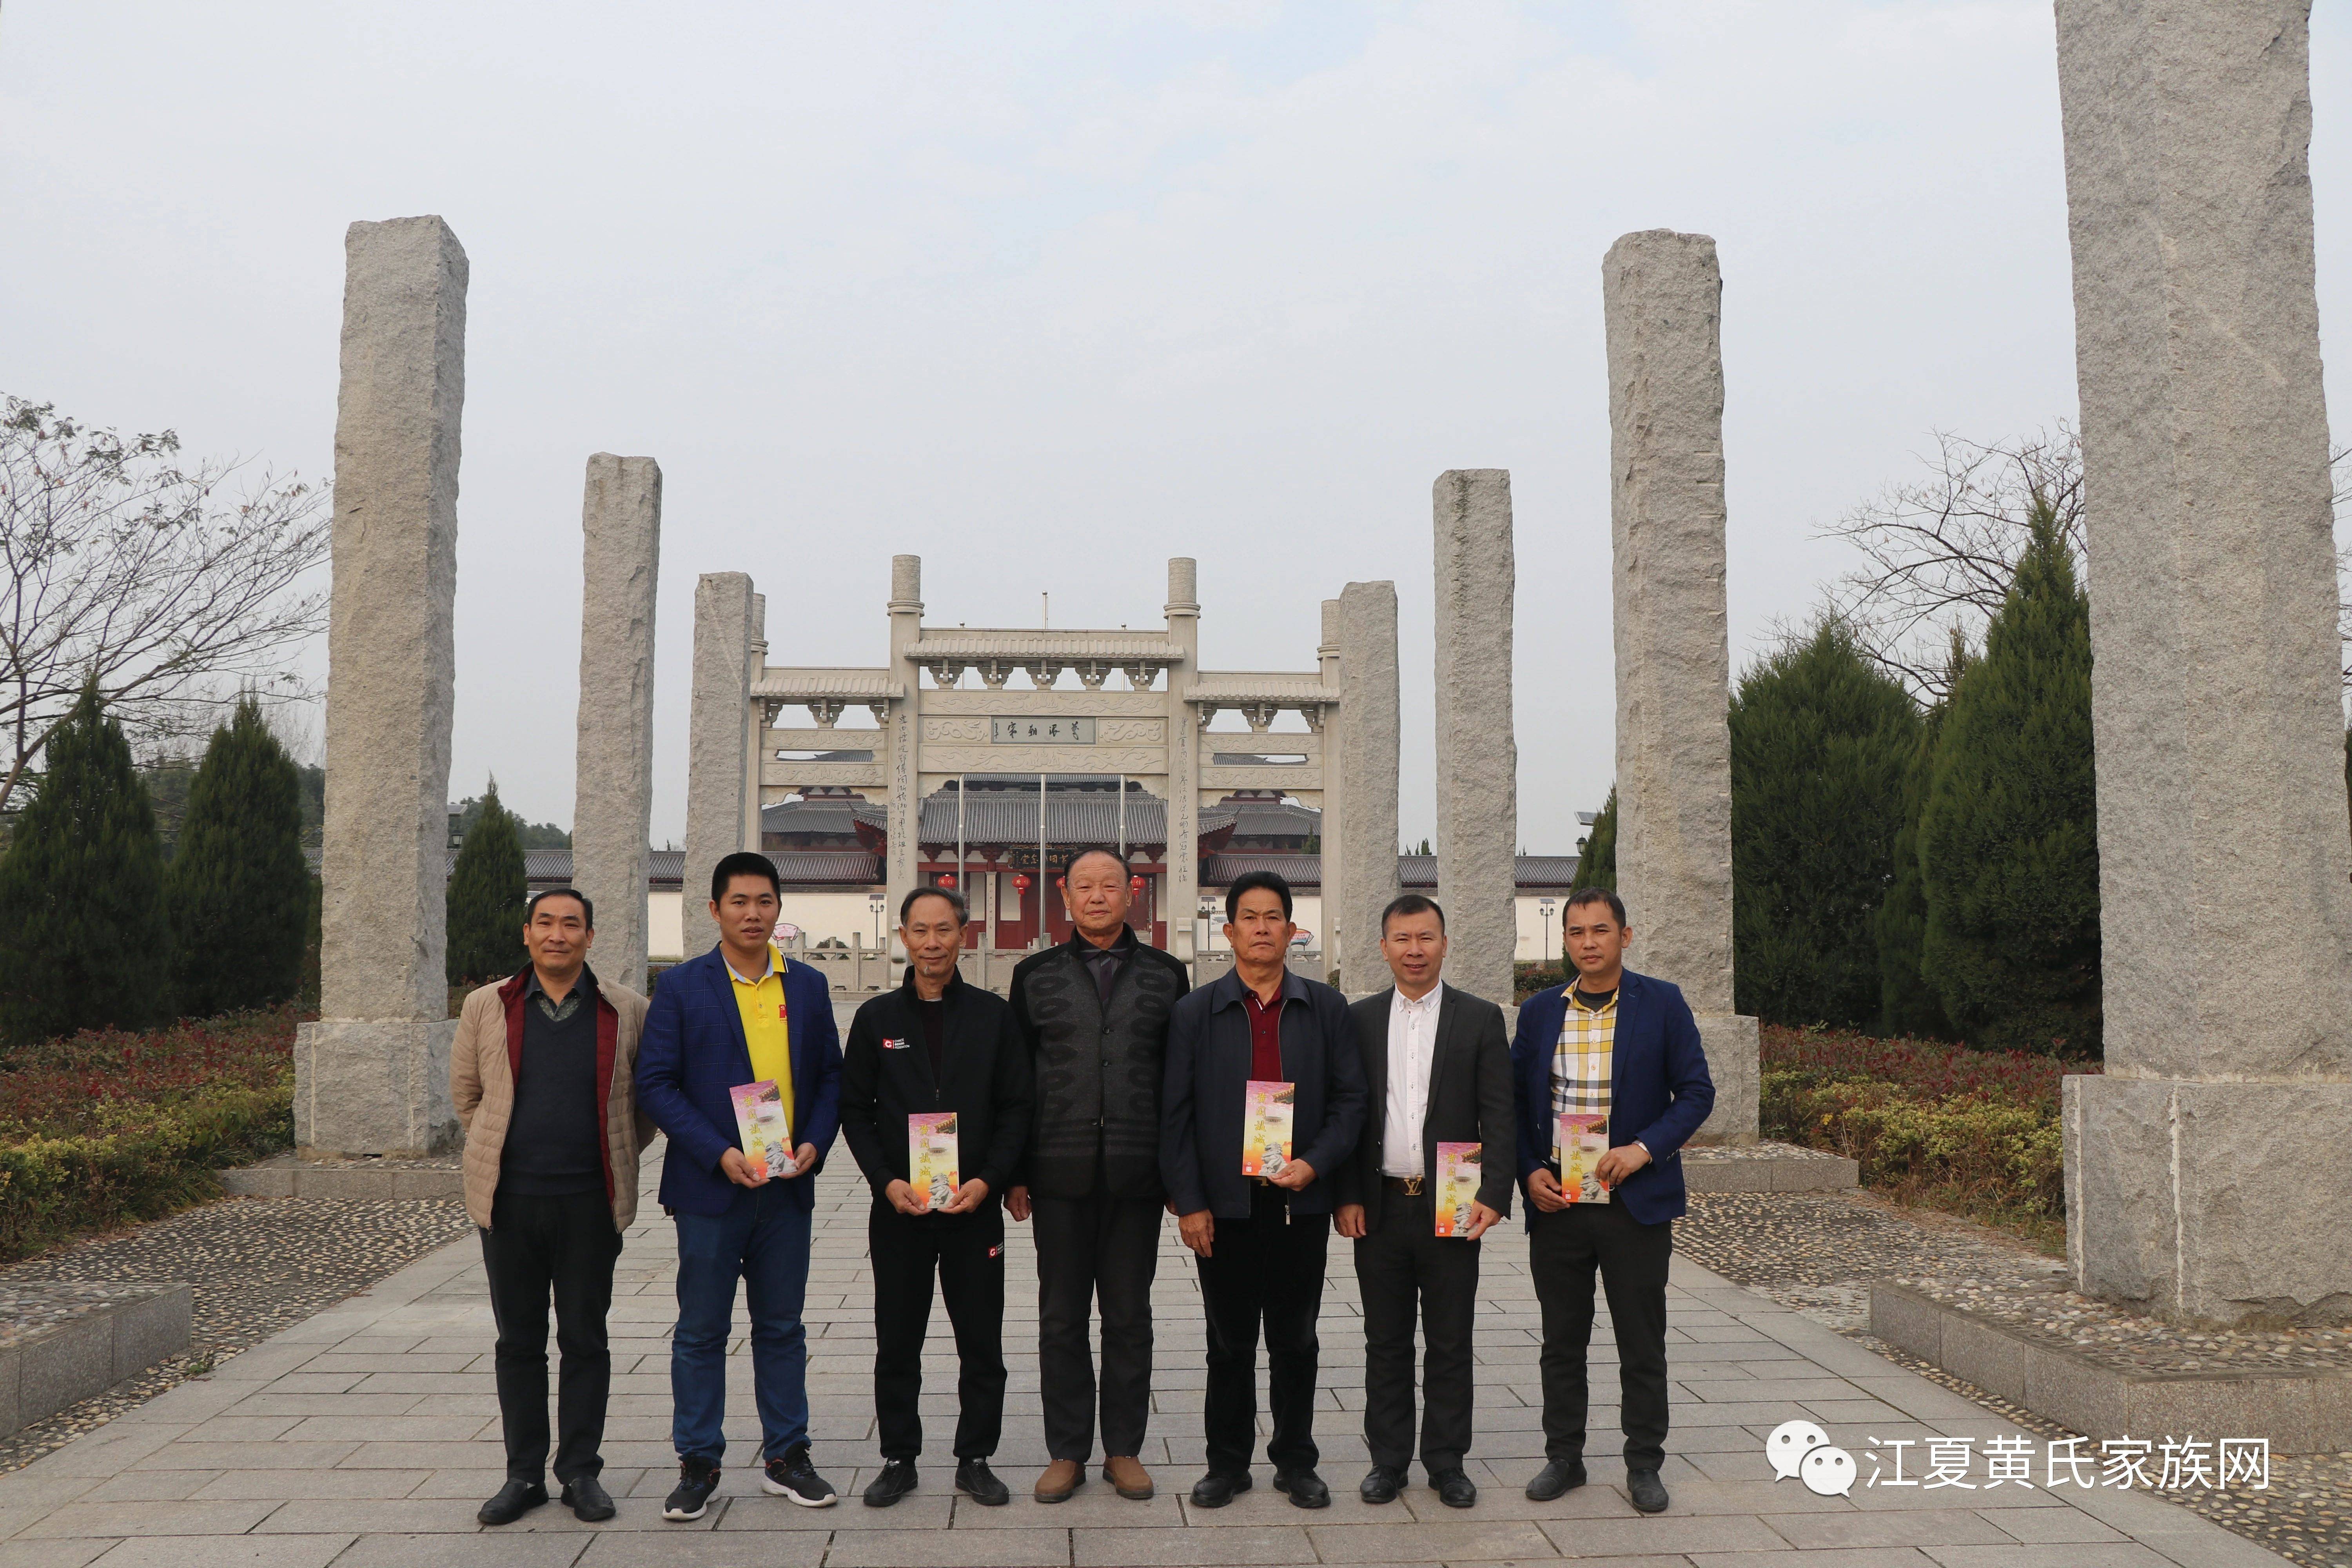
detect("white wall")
[650,890,684,962]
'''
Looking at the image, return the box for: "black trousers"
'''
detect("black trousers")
[1195,1184,1329,1476]
[481,1188,622,1484]
[869,1202,1007,1460]
[1032,1192,1161,1461]
[1353,1185,1482,1474]
[1529,1201,1673,1470]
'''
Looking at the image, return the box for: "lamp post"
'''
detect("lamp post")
[869,890,885,947]
[1539,896,1557,976]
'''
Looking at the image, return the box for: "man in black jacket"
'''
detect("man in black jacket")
[838,886,1032,1509]
[1332,894,1514,1511]
[1162,870,1368,1510]
[1007,848,1190,1503]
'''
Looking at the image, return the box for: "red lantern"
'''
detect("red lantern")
[1013,874,1031,894]
[1130,875,1146,895]
[937,872,956,889]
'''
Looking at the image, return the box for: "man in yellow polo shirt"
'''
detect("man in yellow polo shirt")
[637,852,844,1520]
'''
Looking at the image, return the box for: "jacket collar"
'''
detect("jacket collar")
[898,966,967,1001]
[1209,964,1308,1011]
[1061,926,1138,961]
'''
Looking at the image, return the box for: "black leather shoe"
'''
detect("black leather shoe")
[1358,1464,1404,1504]
[560,1475,615,1521]
[1525,1457,1586,1501]
[477,1478,548,1526]
[1189,1471,1252,1508]
[955,1459,1010,1506]
[1627,1466,1669,1513]
[862,1459,918,1507]
[1273,1467,1330,1508]
[1430,1467,1477,1508]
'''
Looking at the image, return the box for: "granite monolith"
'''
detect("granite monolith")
[572,454,661,993]
[1337,580,1402,994]
[2056,0,2352,1324]
[1432,472,1518,1007]
[682,572,758,960]
[1603,228,1758,1140]
[297,216,467,1156]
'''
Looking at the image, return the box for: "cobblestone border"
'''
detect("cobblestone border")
[1872,1278,2352,1454]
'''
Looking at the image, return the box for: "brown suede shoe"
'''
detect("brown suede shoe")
[1034,1459,1085,1503]
[1102,1456,1154,1500]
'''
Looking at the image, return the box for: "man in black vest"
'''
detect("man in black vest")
[1007,846,1190,1503]
[1333,894,1514,1510]
[838,886,1033,1509]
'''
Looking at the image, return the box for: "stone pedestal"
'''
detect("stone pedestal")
[1431,471,1519,1009]
[1602,228,1757,1140]
[2056,0,2352,1323]
[683,572,758,961]
[1336,580,1402,993]
[298,215,468,1158]
[572,453,661,993]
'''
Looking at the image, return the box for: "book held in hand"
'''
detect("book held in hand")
[909,1112,959,1212]
[1241,1080,1296,1178]
[1434,1141,1482,1237]
[730,1080,796,1180]
[1557,1112,1611,1204]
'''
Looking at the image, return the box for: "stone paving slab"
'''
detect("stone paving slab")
[0,1152,2292,1566]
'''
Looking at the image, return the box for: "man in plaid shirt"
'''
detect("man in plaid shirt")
[1510,889,1714,1516]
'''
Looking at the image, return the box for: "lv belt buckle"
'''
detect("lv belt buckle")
[1401,1175,1423,1196]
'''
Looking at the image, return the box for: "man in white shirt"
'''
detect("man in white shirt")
[1332,895,1515,1509]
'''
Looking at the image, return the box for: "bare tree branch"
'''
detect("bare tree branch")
[0,396,330,813]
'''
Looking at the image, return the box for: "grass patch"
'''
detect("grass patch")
[0,1008,296,1261]
[1760,1024,2089,1251]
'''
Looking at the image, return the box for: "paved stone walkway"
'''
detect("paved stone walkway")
[0,1150,2289,1567]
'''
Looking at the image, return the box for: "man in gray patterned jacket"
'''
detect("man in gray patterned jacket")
[1007,848,1190,1504]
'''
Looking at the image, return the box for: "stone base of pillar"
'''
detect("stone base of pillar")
[2065,1075,2352,1327]
[295,1019,461,1158]
[1687,1013,1760,1144]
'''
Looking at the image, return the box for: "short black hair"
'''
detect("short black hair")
[1566,887,1627,927]
[526,887,594,929]
[1062,846,1127,881]
[710,851,780,903]
[1225,869,1293,923]
[901,884,968,926]
[1380,893,1444,935]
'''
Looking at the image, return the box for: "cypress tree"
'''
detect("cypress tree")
[1877,635,1971,1038]
[1573,787,1617,895]
[1727,621,1921,1028]
[166,699,309,1016]
[445,780,526,985]
[1918,503,2101,1054]
[0,683,171,1047]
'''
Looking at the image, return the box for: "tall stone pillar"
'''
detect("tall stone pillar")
[297,215,467,1156]
[1338,580,1402,995]
[1317,599,1347,986]
[1431,473,1518,1007]
[572,453,661,993]
[2057,0,2352,1324]
[1603,229,1757,1141]
[884,557,923,961]
[1164,559,1202,965]
[682,572,756,960]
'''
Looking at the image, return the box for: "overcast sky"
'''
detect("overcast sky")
[9,2,2352,853]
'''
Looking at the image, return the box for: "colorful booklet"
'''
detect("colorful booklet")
[1557,1112,1610,1203]
[909,1112,959,1212]
[1242,1080,1296,1178]
[730,1080,796,1180]
[1434,1141,1482,1236]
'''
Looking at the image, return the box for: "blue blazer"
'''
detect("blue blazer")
[1510,968,1715,1226]
[635,946,843,1218]
[1161,968,1367,1221]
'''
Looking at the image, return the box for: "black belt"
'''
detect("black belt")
[1382,1174,1424,1195]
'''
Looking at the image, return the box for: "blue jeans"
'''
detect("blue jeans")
[670,1183,813,1464]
